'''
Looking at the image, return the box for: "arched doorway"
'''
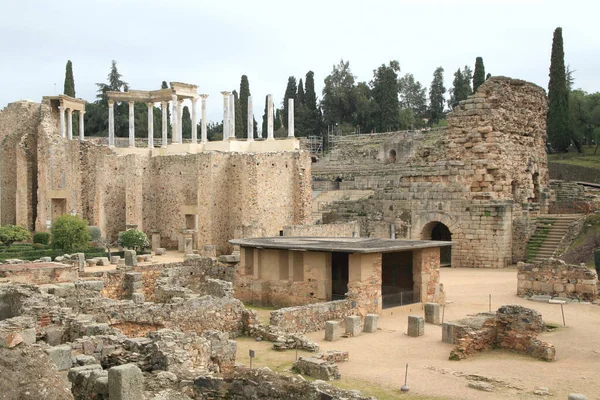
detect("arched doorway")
[422,221,452,267]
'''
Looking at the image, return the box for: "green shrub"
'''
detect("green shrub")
[0,225,31,249]
[50,215,91,253]
[87,226,102,242]
[118,229,150,252]
[33,232,51,245]
[32,243,46,250]
[595,248,600,275]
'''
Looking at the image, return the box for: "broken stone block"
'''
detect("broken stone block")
[324,321,341,341]
[124,250,137,267]
[68,364,102,383]
[85,323,110,336]
[144,255,152,262]
[184,254,201,261]
[155,248,166,256]
[202,244,217,257]
[74,354,97,366]
[108,363,144,400]
[568,394,588,400]
[425,303,441,325]
[39,256,52,262]
[45,344,73,371]
[151,234,161,251]
[96,257,110,266]
[52,283,76,297]
[363,314,378,333]
[45,326,65,346]
[136,255,145,263]
[20,328,36,344]
[87,259,97,268]
[442,322,462,344]
[110,256,120,265]
[407,315,424,337]
[5,332,23,348]
[218,254,240,263]
[75,280,105,291]
[293,357,340,381]
[344,316,361,337]
[132,293,145,304]
[73,253,86,271]
[317,350,349,363]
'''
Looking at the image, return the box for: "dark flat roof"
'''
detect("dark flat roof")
[229,237,453,254]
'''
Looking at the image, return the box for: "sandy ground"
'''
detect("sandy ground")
[295,268,600,400]
[84,249,185,273]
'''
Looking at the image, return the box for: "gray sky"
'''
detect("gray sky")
[1,0,598,123]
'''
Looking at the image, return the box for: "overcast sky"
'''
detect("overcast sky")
[1,0,598,123]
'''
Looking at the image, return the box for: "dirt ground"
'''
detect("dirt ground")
[241,268,600,400]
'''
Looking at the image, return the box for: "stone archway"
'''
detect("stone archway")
[421,221,452,267]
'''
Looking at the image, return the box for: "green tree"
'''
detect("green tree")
[353,82,375,132]
[232,90,243,138]
[473,57,486,93]
[86,60,129,137]
[119,229,149,252]
[399,108,416,130]
[239,75,251,138]
[371,60,401,132]
[162,81,172,138]
[547,27,572,152]
[64,60,75,97]
[449,66,473,109]
[304,71,322,137]
[182,106,191,139]
[429,67,446,124]
[0,225,31,249]
[262,95,268,137]
[321,59,356,126]
[50,215,90,253]
[295,79,308,136]
[283,77,297,129]
[398,73,427,118]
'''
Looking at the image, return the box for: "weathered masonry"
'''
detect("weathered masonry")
[312,77,549,268]
[230,237,450,312]
[0,82,310,253]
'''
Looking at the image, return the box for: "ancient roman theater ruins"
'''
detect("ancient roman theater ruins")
[0,77,598,399]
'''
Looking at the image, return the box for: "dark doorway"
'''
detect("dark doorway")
[423,221,452,267]
[331,252,349,300]
[382,251,416,308]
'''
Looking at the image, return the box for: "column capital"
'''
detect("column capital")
[79,110,86,115]
[58,105,65,110]
[128,101,135,106]
[177,98,184,104]
[147,102,154,108]
[220,91,231,96]
[108,100,115,106]
[67,108,73,114]
[200,94,209,99]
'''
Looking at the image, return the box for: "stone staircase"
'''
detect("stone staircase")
[528,215,582,262]
[311,190,374,224]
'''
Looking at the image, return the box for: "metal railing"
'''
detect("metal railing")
[382,288,420,309]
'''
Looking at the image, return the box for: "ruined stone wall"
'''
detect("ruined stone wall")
[283,222,360,237]
[0,263,78,284]
[517,259,598,301]
[269,299,358,333]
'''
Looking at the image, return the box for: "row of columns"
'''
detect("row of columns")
[58,106,85,141]
[107,95,209,148]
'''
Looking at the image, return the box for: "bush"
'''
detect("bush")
[87,226,102,242]
[118,229,150,252]
[32,243,46,250]
[50,215,91,253]
[0,225,31,249]
[33,232,50,245]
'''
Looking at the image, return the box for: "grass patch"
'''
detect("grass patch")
[547,146,600,169]
[561,214,600,267]
[333,378,449,400]
[526,218,555,261]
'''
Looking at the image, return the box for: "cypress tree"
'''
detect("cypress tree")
[232,90,243,138]
[161,81,172,137]
[239,75,251,138]
[262,95,268,137]
[64,60,75,97]
[297,79,305,105]
[547,27,571,152]
[282,77,297,129]
[182,106,191,139]
[429,67,446,124]
[473,57,486,93]
[371,61,401,132]
[304,71,320,137]
[486,73,491,80]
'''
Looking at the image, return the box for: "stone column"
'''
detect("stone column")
[288,98,294,138]
[78,110,85,141]
[108,100,115,147]
[171,95,179,144]
[200,94,208,143]
[267,94,274,140]
[177,99,184,142]
[221,91,230,140]
[147,102,154,148]
[229,94,236,140]
[161,101,168,148]
[128,101,135,147]
[67,109,73,140]
[247,96,254,141]
[191,97,198,144]
[58,105,65,138]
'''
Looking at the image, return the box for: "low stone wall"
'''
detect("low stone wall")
[269,300,358,334]
[283,222,360,237]
[0,262,77,284]
[517,259,598,301]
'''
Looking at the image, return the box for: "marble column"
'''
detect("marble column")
[108,100,115,147]
[229,94,236,140]
[177,99,184,142]
[247,96,254,141]
[171,95,179,144]
[147,102,154,148]
[200,94,208,143]
[67,109,73,140]
[267,94,274,140]
[128,101,135,147]
[221,91,230,140]
[161,101,168,148]
[59,105,66,138]
[288,98,295,138]
[78,110,85,141]
[191,97,198,144]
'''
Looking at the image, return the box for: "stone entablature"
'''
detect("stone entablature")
[517,258,598,301]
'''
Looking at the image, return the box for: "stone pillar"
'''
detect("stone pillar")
[177,99,183,142]
[247,96,254,141]
[108,363,144,400]
[128,101,135,147]
[229,94,236,140]
[191,97,198,144]
[267,94,274,140]
[67,109,73,140]
[363,314,378,333]
[200,94,208,143]
[425,303,441,325]
[171,94,179,144]
[288,98,294,138]
[58,105,65,138]
[221,91,230,140]
[147,102,154,148]
[345,316,361,337]
[161,101,168,148]
[407,315,424,337]
[78,111,85,141]
[324,321,341,341]
[108,100,115,147]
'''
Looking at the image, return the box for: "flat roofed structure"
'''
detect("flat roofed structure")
[230,237,451,312]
